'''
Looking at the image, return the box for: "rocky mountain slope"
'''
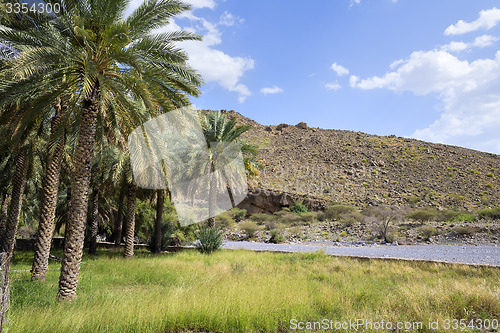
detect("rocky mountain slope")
[213,110,500,211]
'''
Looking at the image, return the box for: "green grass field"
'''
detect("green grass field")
[3,249,499,332]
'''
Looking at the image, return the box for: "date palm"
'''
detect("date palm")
[198,112,258,227]
[0,0,202,300]
[31,100,68,280]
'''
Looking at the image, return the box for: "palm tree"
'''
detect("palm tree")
[31,100,68,280]
[124,182,137,258]
[199,112,257,227]
[0,0,202,300]
[0,146,29,255]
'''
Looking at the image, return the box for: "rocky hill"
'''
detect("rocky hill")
[210,110,500,211]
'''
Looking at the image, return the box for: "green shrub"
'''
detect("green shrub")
[418,226,438,240]
[407,209,438,222]
[269,229,285,243]
[477,207,500,220]
[339,231,347,237]
[324,204,356,220]
[451,213,476,223]
[438,210,461,221]
[277,212,302,225]
[264,220,279,230]
[274,209,290,219]
[288,226,303,237]
[486,172,494,177]
[316,211,326,221]
[453,226,477,236]
[230,208,247,222]
[300,212,317,224]
[250,213,275,224]
[407,195,422,205]
[339,217,358,228]
[290,201,308,215]
[194,225,223,254]
[366,206,400,243]
[239,221,260,238]
[215,213,235,228]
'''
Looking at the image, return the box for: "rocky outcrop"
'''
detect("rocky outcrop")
[296,122,308,129]
[238,188,328,214]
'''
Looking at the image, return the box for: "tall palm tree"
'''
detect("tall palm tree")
[0,146,29,255]
[124,182,137,258]
[0,0,202,300]
[199,112,257,227]
[31,100,68,280]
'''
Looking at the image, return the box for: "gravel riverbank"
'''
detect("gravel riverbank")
[222,241,500,266]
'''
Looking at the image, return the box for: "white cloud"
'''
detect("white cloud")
[440,41,468,52]
[444,7,500,35]
[218,11,244,26]
[183,39,254,102]
[473,34,498,47]
[441,35,498,52]
[349,75,359,87]
[168,8,253,103]
[331,62,349,76]
[349,0,361,7]
[351,49,500,153]
[325,82,342,91]
[260,86,284,95]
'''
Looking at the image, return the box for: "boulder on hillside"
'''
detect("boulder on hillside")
[296,122,308,129]
[276,123,289,131]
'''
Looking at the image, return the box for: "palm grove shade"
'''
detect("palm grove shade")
[0,0,202,300]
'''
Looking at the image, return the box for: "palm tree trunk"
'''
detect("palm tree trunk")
[0,252,10,333]
[58,82,100,301]
[1,147,29,255]
[221,169,236,208]
[88,188,99,255]
[207,164,216,228]
[0,194,11,248]
[124,183,136,258]
[31,104,66,281]
[154,190,164,253]
[114,190,125,247]
[0,148,28,330]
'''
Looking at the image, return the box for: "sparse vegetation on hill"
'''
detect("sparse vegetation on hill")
[214,110,500,210]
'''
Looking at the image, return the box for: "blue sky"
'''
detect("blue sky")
[127,0,500,154]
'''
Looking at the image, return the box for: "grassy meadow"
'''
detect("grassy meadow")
[3,249,499,332]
